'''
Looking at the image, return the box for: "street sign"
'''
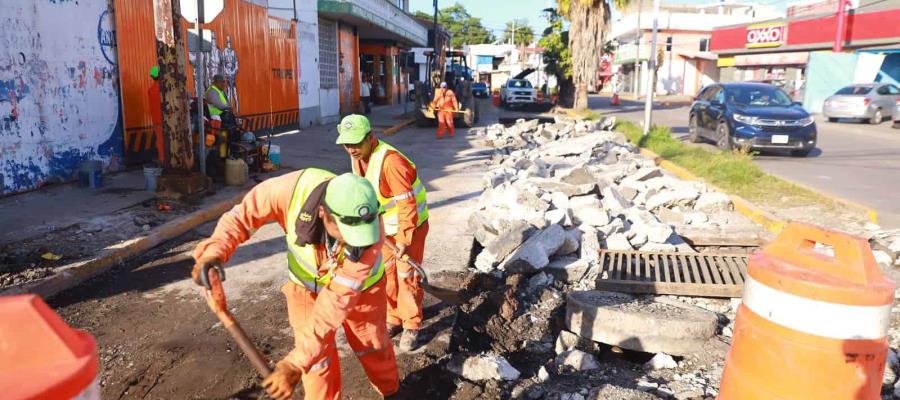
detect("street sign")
[181,0,223,23]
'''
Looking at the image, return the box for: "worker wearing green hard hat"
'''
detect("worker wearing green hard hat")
[191,167,399,400]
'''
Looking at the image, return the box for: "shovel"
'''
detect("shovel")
[200,263,273,377]
[383,241,462,305]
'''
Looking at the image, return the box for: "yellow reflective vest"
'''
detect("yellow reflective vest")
[353,141,429,236]
[284,168,384,292]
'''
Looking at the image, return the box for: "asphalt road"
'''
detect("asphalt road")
[588,95,900,229]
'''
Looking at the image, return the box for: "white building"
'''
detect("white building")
[463,43,549,91]
[610,1,782,97]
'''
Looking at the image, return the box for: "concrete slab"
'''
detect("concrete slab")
[565,290,718,356]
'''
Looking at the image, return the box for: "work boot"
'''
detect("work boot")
[387,323,402,338]
[399,329,419,351]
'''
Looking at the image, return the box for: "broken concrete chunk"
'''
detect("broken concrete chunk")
[501,224,567,273]
[565,291,719,355]
[646,187,700,210]
[570,195,611,227]
[600,186,632,214]
[555,330,583,354]
[555,228,582,256]
[578,226,601,265]
[474,221,533,272]
[527,272,553,291]
[560,167,597,186]
[597,218,626,237]
[604,233,633,251]
[556,349,600,371]
[627,167,664,183]
[694,192,733,213]
[656,207,684,226]
[645,353,678,370]
[544,208,572,227]
[448,353,521,381]
[639,242,677,252]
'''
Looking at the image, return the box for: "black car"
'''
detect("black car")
[689,82,817,157]
[472,82,489,98]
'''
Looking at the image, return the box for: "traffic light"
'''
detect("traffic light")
[666,37,673,51]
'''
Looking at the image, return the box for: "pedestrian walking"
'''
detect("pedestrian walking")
[335,114,430,351]
[191,169,399,400]
[360,75,372,115]
[431,82,458,139]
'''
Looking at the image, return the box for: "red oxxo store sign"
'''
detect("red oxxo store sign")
[746,23,786,48]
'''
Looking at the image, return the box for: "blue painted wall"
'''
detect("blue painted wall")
[0,0,123,195]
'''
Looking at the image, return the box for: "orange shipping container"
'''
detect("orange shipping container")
[113,0,298,165]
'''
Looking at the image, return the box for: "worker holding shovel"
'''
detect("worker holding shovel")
[191,169,399,400]
[336,114,430,351]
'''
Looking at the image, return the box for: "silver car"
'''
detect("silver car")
[894,98,900,129]
[823,83,900,124]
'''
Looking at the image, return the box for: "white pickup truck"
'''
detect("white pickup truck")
[500,79,537,108]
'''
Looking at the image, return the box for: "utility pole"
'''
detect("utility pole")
[833,0,849,52]
[642,0,659,135]
[633,0,642,99]
[433,0,439,73]
[153,0,210,197]
[511,20,516,45]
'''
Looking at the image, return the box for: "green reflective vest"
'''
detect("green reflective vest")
[284,168,385,292]
[206,86,228,116]
[353,141,429,236]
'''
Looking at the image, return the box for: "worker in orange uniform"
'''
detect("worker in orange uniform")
[336,114,429,351]
[191,170,399,400]
[431,81,458,139]
[147,66,164,163]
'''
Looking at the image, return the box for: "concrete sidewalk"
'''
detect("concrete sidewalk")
[0,105,410,248]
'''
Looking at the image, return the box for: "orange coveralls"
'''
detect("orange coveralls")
[193,170,399,399]
[147,80,164,163]
[353,148,428,330]
[431,88,458,138]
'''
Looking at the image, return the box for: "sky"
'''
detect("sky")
[409,0,792,44]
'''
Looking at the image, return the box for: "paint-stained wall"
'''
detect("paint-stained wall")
[0,0,123,195]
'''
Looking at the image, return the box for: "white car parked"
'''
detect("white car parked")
[500,79,536,108]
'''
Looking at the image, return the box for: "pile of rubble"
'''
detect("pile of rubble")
[417,117,900,399]
[467,117,735,280]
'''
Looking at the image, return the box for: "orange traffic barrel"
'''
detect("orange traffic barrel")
[0,295,100,400]
[719,223,895,399]
[492,90,501,107]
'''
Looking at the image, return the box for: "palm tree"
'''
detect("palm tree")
[558,0,629,109]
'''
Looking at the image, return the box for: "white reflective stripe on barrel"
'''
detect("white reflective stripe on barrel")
[742,276,892,340]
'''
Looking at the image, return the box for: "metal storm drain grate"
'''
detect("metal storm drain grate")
[594,250,750,298]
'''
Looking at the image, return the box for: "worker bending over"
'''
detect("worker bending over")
[191,169,399,400]
[431,82,458,139]
[336,115,430,351]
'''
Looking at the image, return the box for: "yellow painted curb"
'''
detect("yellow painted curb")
[0,191,248,299]
[382,118,415,136]
[638,148,789,234]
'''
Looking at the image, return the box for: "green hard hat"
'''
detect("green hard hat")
[325,173,380,247]
[149,65,160,79]
[335,114,371,145]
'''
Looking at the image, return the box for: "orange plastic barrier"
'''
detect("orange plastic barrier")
[492,90,501,107]
[719,223,895,399]
[0,295,99,400]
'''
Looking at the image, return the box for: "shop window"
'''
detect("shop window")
[319,19,338,90]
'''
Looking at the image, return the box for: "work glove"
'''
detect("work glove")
[191,257,224,288]
[262,359,303,400]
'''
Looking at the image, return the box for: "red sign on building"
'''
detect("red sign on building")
[746,23,786,48]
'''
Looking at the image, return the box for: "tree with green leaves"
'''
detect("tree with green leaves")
[557,0,629,109]
[501,19,535,46]
[539,8,574,107]
[414,3,495,48]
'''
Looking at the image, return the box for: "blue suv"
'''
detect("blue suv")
[689,82,817,157]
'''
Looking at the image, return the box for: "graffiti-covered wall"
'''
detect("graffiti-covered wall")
[0,0,123,195]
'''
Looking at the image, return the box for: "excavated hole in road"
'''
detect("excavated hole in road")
[398,248,668,398]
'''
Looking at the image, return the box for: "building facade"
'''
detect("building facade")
[710,0,900,112]
[0,0,426,195]
[610,1,780,97]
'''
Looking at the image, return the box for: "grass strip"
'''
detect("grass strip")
[617,121,838,210]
